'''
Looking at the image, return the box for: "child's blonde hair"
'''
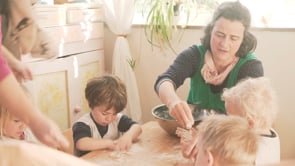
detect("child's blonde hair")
[222,77,278,130]
[197,115,259,165]
[0,108,11,137]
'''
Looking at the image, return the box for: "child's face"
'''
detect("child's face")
[3,114,27,140]
[194,140,211,166]
[91,105,117,126]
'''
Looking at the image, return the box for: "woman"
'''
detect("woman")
[154,1,263,129]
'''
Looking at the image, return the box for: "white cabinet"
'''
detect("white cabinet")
[24,3,104,130]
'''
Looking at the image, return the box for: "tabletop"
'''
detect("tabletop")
[81,121,194,166]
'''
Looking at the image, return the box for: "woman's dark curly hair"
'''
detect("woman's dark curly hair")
[201,1,257,58]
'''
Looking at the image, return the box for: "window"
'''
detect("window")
[133,0,295,28]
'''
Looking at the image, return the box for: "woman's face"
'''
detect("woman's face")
[210,17,245,62]
[91,105,117,126]
[3,114,27,140]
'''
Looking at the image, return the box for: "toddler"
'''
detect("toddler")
[0,84,39,143]
[72,75,142,157]
[222,77,280,164]
[194,115,259,166]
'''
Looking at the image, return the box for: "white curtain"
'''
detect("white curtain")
[102,0,142,122]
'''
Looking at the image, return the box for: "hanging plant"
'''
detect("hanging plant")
[143,0,218,54]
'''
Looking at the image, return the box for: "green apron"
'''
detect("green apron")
[187,45,256,114]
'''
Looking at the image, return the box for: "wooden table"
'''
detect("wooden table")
[82,121,194,166]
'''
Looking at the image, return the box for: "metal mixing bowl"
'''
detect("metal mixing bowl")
[151,104,210,136]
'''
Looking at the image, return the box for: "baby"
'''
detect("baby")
[0,84,39,143]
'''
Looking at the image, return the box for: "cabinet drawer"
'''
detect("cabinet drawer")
[44,22,103,44]
[66,8,103,24]
[35,6,66,27]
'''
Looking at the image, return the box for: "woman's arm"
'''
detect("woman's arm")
[237,59,264,80]
[154,45,201,94]
[154,46,201,129]
[1,45,33,81]
[158,81,194,129]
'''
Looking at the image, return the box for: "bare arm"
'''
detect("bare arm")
[1,45,33,81]
[122,123,142,142]
[76,124,142,152]
[76,137,117,151]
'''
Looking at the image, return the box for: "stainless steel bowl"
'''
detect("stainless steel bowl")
[151,104,220,136]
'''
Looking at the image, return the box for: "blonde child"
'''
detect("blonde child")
[193,115,259,166]
[0,84,39,143]
[0,108,38,143]
[222,77,280,164]
[177,77,279,165]
[72,75,142,157]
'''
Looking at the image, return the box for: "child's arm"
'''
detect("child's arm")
[176,127,199,160]
[115,124,142,150]
[76,137,117,151]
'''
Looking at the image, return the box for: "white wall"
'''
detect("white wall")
[104,26,295,160]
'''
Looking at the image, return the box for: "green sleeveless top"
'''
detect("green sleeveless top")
[187,45,256,114]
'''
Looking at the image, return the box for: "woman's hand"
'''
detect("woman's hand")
[13,62,33,82]
[1,45,33,82]
[28,112,69,150]
[158,81,194,129]
[168,100,194,129]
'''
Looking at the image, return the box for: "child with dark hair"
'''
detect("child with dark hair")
[73,75,142,157]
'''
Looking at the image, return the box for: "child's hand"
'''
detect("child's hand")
[114,135,133,151]
[176,127,199,160]
[104,139,117,150]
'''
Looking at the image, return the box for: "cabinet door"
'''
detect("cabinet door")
[24,58,72,130]
[33,71,69,130]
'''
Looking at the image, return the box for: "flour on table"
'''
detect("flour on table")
[109,143,143,159]
[155,144,192,165]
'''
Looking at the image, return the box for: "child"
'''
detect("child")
[193,115,259,166]
[0,108,38,143]
[72,75,142,157]
[222,77,280,164]
[0,84,39,143]
[177,77,280,165]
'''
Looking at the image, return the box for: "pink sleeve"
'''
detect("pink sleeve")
[0,16,12,81]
